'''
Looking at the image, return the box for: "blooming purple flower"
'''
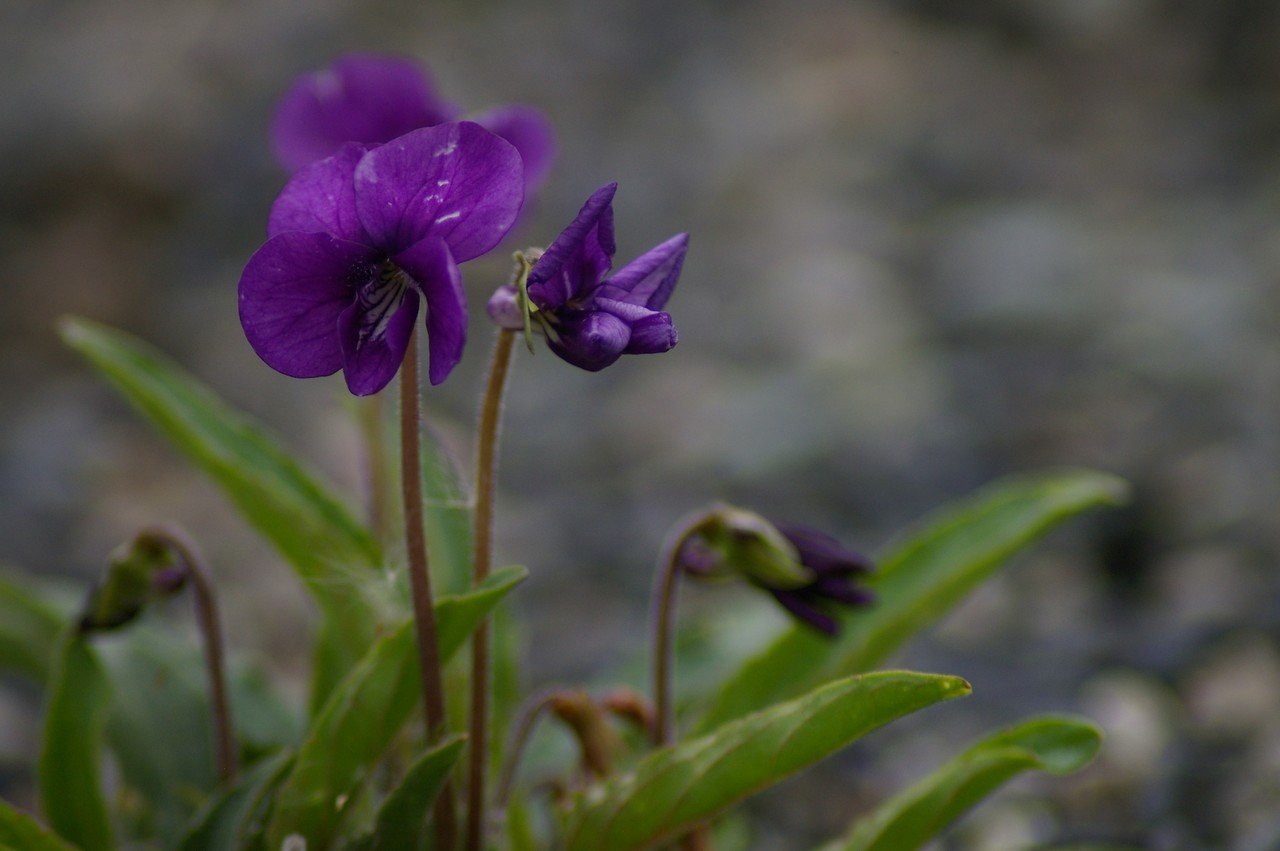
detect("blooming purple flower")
[271,53,556,200]
[238,121,523,395]
[678,506,874,636]
[486,183,689,371]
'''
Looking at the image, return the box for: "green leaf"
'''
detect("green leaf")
[366,736,465,851]
[59,317,384,699]
[420,421,474,598]
[829,715,1102,851]
[562,671,970,851]
[697,471,1126,732]
[0,569,66,684]
[267,566,527,849]
[39,630,114,851]
[0,799,77,851]
[180,751,295,851]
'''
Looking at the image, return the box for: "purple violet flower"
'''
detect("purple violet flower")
[486,183,689,371]
[678,506,874,636]
[238,121,524,395]
[271,53,556,201]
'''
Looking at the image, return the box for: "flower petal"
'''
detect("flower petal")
[527,183,617,309]
[353,122,524,260]
[271,53,458,172]
[339,287,420,396]
[268,143,372,244]
[394,237,467,385]
[546,310,630,372]
[486,284,524,331]
[770,589,839,636]
[470,104,557,194]
[593,297,678,355]
[777,524,874,576]
[597,233,689,309]
[238,232,373,379]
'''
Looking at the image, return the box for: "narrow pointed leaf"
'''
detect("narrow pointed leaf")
[180,751,295,851]
[59,317,384,694]
[0,569,67,684]
[698,471,1126,732]
[830,716,1102,851]
[420,420,474,597]
[366,736,465,850]
[39,630,114,851]
[0,799,78,851]
[563,671,970,851]
[267,566,527,849]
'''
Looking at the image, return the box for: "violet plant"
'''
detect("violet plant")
[0,52,1128,851]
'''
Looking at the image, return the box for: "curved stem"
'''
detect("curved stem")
[466,328,517,851]
[650,510,715,747]
[137,525,237,785]
[494,688,563,810]
[400,331,458,850]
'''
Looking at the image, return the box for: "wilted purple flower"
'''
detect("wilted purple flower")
[486,183,688,371]
[239,121,523,395]
[271,53,556,200]
[678,506,874,635]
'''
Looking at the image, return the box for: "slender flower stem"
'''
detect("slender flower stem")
[494,688,563,810]
[466,328,517,851]
[399,330,458,850]
[650,512,719,850]
[137,525,237,785]
[650,510,715,747]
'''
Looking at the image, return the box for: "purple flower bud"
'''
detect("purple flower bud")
[678,508,874,636]
[487,184,689,372]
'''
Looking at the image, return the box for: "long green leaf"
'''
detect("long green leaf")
[421,421,474,597]
[563,671,970,851]
[0,799,77,851]
[39,630,114,851]
[829,716,1102,851]
[366,736,465,851]
[697,472,1126,732]
[180,751,295,851]
[267,566,527,849]
[0,570,66,684]
[59,317,384,699]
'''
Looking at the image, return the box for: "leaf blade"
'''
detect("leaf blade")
[697,471,1126,732]
[266,566,527,849]
[833,715,1102,851]
[0,799,78,851]
[368,736,466,851]
[563,671,970,851]
[39,630,114,851]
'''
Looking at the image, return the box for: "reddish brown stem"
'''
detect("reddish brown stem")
[400,331,458,850]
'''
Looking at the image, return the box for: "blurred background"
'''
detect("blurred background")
[3,0,1280,847]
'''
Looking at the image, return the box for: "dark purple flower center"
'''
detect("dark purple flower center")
[353,261,413,346]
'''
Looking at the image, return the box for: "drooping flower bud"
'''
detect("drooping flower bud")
[79,534,188,632]
[677,504,874,636]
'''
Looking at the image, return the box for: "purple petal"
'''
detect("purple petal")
[486,285,524,330]
[470,104,557,194]
[527,183,617,310]
[594,297,678,355]
[813,577,875,607]
[238,232,373,378]
[770,590,839,636]
[777,524,874,576]
[353,122,524,260]
[394,237,466,385]
[338,287,420,396]
[546,311,630,372]
[268,143,372,244]
[271,53,458,172]
[597,233,689,310]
